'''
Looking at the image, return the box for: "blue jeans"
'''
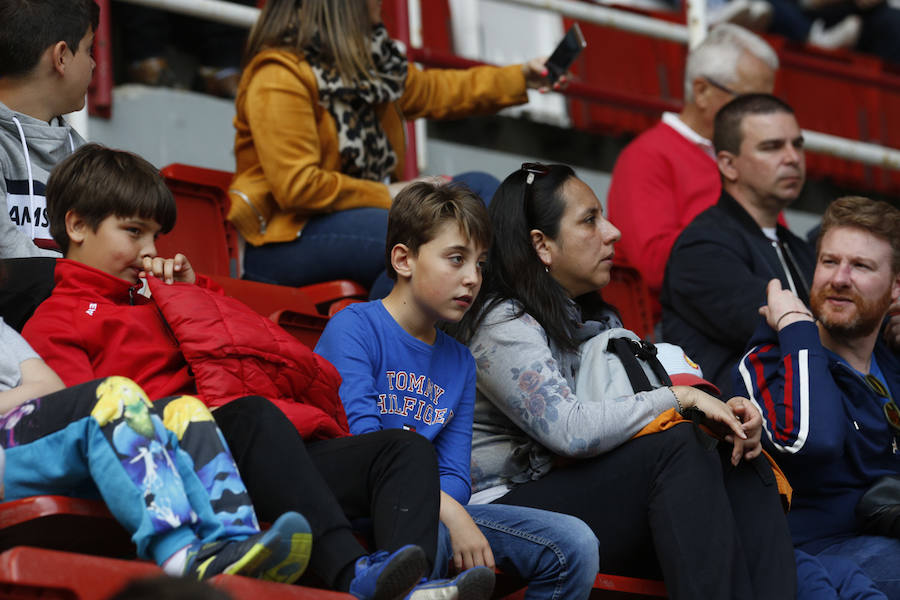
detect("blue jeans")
[814,536,900,599]
[434,503,599,600]
[242,172,501,300]
[796,550,887,600]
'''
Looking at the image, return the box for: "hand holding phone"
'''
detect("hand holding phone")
[545,23,586,83]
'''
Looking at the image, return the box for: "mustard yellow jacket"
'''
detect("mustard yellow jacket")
[229,48,529,246]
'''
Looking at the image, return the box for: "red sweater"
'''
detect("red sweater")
[607,120,720,317]
[23,259,348,440]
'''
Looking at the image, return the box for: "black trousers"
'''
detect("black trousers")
[495,423,797,600]
[212,396,440,590]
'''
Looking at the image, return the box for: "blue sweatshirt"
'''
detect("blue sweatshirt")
[734,317,900,552]
[315,301,476,505]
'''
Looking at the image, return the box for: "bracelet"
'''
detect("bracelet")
[775,310,814,329]
[670,386,683,413]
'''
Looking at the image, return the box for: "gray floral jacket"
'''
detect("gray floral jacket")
[467,300,678,493]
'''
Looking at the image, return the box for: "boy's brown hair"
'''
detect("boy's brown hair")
[385,181,491,280]
[46,144,176,254]
[818,196,900,275]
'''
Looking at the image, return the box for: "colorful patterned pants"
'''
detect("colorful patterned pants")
[0,376,259,564]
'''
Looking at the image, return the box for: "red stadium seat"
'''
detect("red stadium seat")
[0,496,133,559]
[0,547,353,600]
[493,570,666,599]
[211,573,351,599]
[602,265,657,341]
[0,547,160,600]
[157,164,238,278]
[269,309,331,349]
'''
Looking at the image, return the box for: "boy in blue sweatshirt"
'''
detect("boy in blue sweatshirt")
[315,182,599,600]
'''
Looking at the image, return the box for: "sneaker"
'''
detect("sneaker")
[257,511,313,584]
[407,566,495,600]
[184,511,312,583]
[349,544,428,600]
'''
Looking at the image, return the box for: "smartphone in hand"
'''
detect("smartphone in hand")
[545,23,587,83]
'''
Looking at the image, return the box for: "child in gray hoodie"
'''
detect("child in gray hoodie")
[0,0,96,328]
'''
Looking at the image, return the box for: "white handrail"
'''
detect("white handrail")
[114,0,900,173]
[117,0,258,27]
[498,0,688,42]
[804,130,900,170]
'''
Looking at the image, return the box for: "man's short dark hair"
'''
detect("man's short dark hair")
[46,144,176,254]
[0,0,99,78]
[713,93,795,155]
[385,181,491,280]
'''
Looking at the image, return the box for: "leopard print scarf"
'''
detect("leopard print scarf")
[307,24,408,182]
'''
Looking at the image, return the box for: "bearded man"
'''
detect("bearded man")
[735,195,900,597]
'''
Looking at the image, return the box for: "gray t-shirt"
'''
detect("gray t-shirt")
[0,317,38,392]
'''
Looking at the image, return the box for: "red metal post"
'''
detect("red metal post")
[88,0,114,118]
[388,0,420,180]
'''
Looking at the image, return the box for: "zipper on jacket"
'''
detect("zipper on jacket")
[771,240,799,297]
[781,241,811,293]
[231,188,267,235]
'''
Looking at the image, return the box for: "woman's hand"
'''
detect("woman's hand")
[141,254,196,285]
[674,386,765,466]
[521,57,567,92]
[673,385,746,443]
[724,397,763,465]
[440,492,495,573]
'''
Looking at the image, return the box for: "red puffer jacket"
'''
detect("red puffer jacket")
[24,259,347,441]
[149,276,349,440]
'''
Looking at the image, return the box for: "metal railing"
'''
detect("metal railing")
[112,0,900,173]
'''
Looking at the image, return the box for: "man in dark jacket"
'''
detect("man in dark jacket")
[735,196,900,597]
[661,94,815,396]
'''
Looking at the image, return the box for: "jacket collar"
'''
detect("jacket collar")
[54,259,145,305]
[717,191,794,242]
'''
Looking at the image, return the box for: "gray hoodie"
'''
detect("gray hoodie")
[0,101,85,258]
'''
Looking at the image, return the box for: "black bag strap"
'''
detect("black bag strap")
[606,335,717,451]
[606,337,673,393]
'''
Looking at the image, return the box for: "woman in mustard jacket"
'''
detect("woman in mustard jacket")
[229,0,551,296]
